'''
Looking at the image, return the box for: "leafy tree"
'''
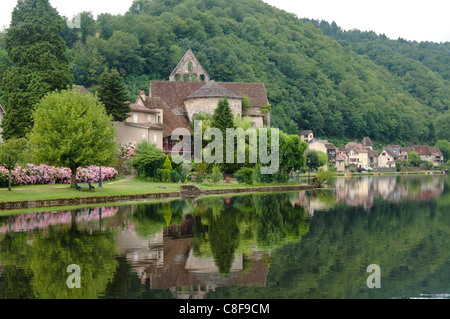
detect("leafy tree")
[29,88,118,188]
[0,138,28,191]
[0,0,73,140]
[163,155,172,170]
[408,151,422,167]
[306,150,328,170]
[434,111,450,141]
[127,140,166,178]
[98,69,131,121]
[435,140,450,162]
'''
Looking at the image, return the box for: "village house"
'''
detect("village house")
[307,139,338,165]
[300,130,314,143]
[406,145,443,166]
[114,49,270,153]
[345,141,369,169]
[335,147,347,172]
[377,145,408,168]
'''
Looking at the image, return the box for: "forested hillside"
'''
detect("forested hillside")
[1,0,449,145]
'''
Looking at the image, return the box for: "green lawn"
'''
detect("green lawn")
[0,176,311,203]
[0,177,181,202]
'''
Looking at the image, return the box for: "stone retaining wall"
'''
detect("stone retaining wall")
[1,184,315,211]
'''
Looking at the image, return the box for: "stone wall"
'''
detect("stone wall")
[184,97,242,121]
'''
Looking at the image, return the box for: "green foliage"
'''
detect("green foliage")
[241,95,251,111]
[128,140,165,178]
[0,0,73,139]
[29,88,117,187]
[306,150,328,170]
[208,163,223,184]
[212,98,235,136]
[97,69,131,121]
[57,0,450,146]
[163,155,172,170]
[408,151,423,167]
[0,138,28,191]
[435,140,450,162]
[235,167,254,184]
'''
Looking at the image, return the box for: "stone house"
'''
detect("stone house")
[308,139,337,164]
[114,50,270,153]
[407,145,443,166]
[300,130,314,143]
[377,149,397,168]
[345,142,369,169]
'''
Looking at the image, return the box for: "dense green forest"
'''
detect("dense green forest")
[1,0,449,146]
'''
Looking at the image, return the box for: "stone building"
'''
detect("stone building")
[115,50,270,154]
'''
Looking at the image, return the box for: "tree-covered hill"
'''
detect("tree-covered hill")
[2,0,449,145]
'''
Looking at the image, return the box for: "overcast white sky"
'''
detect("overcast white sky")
[1,0,449,43]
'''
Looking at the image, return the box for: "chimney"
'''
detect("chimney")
[140,90,146,96]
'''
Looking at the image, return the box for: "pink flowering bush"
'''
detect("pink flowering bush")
[0,164,118,187]
[120,142,136,160]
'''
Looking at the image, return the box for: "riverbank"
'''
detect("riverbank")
[0,177,314,211]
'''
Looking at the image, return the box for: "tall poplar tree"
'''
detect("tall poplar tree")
[97,69,131,122]
[0,0,73,140]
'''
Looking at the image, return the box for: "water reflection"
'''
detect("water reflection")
[296,175,445,216]
[0,175,449,299]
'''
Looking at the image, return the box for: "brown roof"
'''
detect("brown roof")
[187,81,241,99]
[408,145,432,156]
[431,147,443,156]
[143,97,191,138]
[301,130,313,135]
[362,136,373,147]
[130,103,159,113]
[150,81,268,110]
[324,143,337,150]
[125,122,164,130]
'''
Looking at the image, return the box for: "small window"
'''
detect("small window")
[153,134,158,143]
[175,74,181,82]
[157,116,161,123]
[183,74,189,82]
[191,74,197,81]
[147,115,152,123]
[200,74,205,82]
[188,62,193,72]
[133,114,138,123]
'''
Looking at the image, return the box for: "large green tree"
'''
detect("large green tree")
[0,0,73,140]
[98,69,131,122]
[29,88,118,188]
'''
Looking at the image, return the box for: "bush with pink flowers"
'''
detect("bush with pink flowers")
[0,164,118,187]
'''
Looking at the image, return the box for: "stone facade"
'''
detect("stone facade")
[184,96,242,121]
[169,49,210,83]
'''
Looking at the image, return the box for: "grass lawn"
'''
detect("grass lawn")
[0,177,182,202]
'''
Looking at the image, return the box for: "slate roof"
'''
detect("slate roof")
[186,81,241,99]
[362,136,373,147]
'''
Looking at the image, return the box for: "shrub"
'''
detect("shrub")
[208,164,223,184]
[235,167,254,184]
[156,168,171,182]
[170,170,180,183]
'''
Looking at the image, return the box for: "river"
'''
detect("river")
[0,174,448,299]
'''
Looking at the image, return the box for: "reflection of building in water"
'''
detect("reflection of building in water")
[294,176,444,214]
[117,214,269,299]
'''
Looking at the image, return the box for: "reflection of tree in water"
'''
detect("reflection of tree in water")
[0,211,119,299]
[192,194,310,276]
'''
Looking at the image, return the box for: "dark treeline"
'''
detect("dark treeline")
[1,0,449,146]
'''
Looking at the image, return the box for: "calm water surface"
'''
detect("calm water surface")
[0,174,449,299]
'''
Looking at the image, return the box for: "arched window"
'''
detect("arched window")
[183,74,189,82]
[199,74,205,82]
[175,74,181,82]
[188,62,193,72]
[191,74,197,81]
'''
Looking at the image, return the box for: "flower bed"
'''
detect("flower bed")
[0,164,118,187]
